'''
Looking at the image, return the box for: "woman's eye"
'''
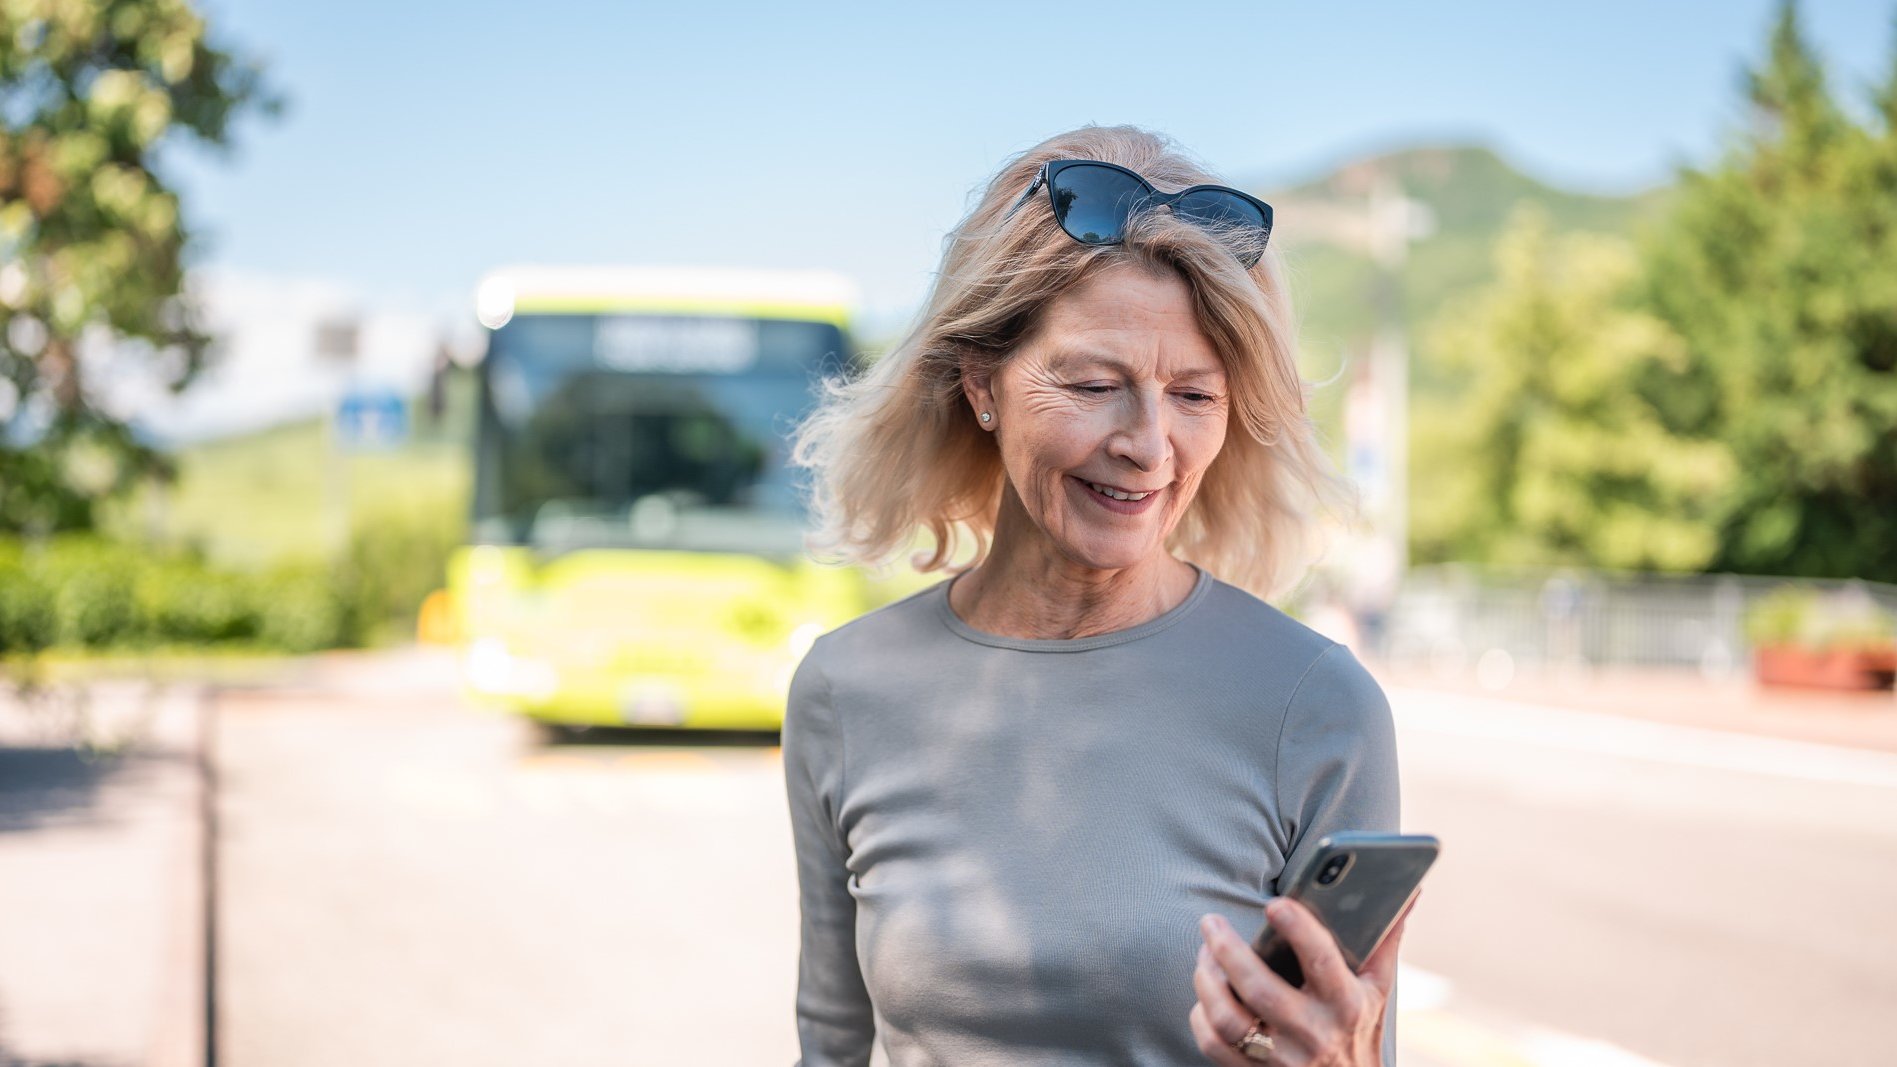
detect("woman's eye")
[1179,392,1219,405]
[1075,384,1116,395]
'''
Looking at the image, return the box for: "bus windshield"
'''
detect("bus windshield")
[472,313,848,557]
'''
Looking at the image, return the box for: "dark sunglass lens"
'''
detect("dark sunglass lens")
[1173,190,1271,266]
[1051,164,1149,244]
[1173,190,1266,228]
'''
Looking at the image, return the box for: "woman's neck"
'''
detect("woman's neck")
[948,513,1198,641]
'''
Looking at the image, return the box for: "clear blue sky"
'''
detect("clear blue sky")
[169,0,1897,335]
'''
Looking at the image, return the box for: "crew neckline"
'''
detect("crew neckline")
[935,563,1213,652]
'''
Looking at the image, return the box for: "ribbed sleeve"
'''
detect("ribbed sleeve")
[1271,642,1403,1067]
[782,640,875,1066]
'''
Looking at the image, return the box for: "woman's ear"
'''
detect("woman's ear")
[961,366,997,429]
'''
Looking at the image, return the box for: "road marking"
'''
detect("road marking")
[1389,687,1897,789]
[1400,1010,1540,1067]
[1397,963,1453,1010]
[1517,1029,1674,1067]
[1396,964,1679,1067]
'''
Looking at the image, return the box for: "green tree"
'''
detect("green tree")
[0,0,279,535]
[1410,204,1738,570]
[1638,0,1897,580]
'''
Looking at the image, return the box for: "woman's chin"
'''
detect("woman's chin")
[1054,537,1163,574]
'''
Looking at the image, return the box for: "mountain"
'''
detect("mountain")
[1242,141,1674,427]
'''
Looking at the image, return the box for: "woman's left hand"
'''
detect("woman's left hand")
[1188,894,1414,1066]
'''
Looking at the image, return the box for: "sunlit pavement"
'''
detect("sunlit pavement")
[216,651,1897,1067]
[5,648,1893,1066]
[212,678,801,1066]
[1385,684,1897,1067]
[0,682,205,1067]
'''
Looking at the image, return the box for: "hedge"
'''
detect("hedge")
[0,503,460,657]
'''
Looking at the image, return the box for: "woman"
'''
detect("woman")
[784,124,1409,1066]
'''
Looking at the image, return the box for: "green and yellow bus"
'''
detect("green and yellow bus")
[447,265,927,730]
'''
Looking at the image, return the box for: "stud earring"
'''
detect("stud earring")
[980,412,992,423]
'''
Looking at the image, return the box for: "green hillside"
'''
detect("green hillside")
[1245,141,1672,448]
[100,371,477,569]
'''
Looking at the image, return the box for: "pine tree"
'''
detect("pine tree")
[1410,205,1736,570]
[1637,0,1897,580]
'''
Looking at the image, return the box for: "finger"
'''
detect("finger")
[1200,913,1303,1030]
[1360,890,1421,995]
[1264,897,1362,1010]
[1188,1001,1256,1067]
[1194,945,1262,1048]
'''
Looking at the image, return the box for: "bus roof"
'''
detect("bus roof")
[476,265,860,329]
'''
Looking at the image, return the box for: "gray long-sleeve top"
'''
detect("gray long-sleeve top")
[783,564,1401,1066]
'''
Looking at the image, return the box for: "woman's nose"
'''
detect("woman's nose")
[1109,390,1169,473]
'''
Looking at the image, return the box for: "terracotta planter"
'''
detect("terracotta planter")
[1753,644,1897,691]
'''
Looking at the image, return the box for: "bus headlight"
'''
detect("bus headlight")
[787,622,825,660]
[465,638,559,701]
[476,276,516,329]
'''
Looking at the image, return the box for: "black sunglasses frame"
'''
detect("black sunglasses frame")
[1005,158,1274,268]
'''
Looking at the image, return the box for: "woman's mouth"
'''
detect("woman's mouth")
[1070,475,1162,515]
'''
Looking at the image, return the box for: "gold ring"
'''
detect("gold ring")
[1233,1018,1275,1061]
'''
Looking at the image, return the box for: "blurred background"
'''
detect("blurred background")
[2,0,1894,1064]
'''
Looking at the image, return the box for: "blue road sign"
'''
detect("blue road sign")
[335,389,408,450]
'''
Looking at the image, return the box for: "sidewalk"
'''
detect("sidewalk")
[0,680,208,1067]
[1369,660,1897,754]
[0,648,452,1067]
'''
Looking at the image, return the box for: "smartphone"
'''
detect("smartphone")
[1251,832,1439,988]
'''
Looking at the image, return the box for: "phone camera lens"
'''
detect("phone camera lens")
[1316,854,1350,885]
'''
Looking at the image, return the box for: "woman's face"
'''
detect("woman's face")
[965,263,1230,573]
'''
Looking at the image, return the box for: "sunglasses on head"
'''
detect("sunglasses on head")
[1004,158,1274,268]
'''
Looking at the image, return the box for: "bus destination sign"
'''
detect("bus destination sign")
[594,316,761,374]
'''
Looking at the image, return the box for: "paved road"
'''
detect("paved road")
[209,663,1897,1066]
[1388,689,1897,1067]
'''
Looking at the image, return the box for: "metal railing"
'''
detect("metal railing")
[1374,564,1897,680]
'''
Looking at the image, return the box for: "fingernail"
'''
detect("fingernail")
[1265,899,1286,920]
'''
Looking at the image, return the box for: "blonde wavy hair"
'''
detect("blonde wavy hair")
[789,124,1357,600]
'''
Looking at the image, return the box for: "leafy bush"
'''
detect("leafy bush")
[0,498,462,658]
[0,535,345,656]
[47,538,142,647]
[0,542,58,656]
[1744,584,1896,651]
[333,503,464,645]
[257,561,350,653]
[135,561,263,645]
